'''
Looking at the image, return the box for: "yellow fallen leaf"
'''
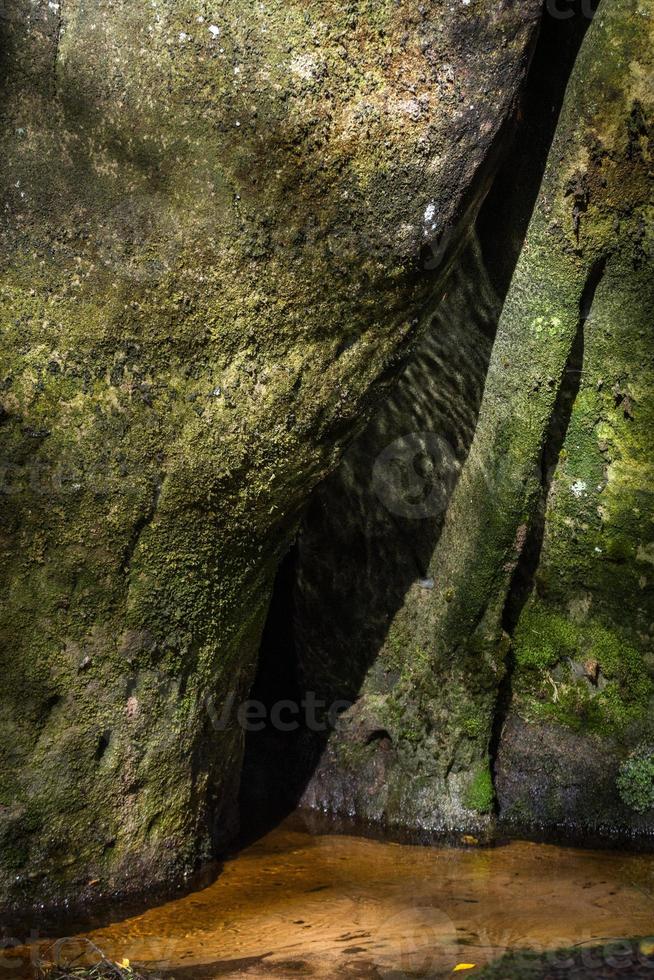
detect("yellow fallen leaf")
[460,835,479,846]
[453,965,476,973]
[640,939,654,956]
[119,959,130,969]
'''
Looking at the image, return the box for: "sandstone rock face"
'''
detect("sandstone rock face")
[495,28,654,827]
[0,0,541,907]
[287,0,654,838]
[487,0,654,835]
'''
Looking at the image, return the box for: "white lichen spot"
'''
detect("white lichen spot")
[48,1,60,10]
[571,480,587,498]
[289,53,318,81]
[208,24,221,37]
[398,98,423,121]
[179,31,190,42]
[423,202,439,236]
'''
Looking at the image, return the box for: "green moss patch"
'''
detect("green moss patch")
[513,604,578,671]
[512,600,654,738]
[464,766,495,814]
[617,749,654,813]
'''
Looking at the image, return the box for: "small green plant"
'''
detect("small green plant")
[464,766,495,814]
[617,749,654,813]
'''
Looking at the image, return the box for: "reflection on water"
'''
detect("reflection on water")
[7,816,654,978]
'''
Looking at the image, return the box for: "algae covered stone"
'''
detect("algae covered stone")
[0,0,541,906]
[293,0,654,837]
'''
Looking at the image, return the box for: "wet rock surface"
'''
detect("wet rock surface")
[495,715,653,838]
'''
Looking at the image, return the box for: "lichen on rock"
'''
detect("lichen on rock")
[289,0,654,839]
[0,0,542,908]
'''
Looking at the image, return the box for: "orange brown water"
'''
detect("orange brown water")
[8,819,654,978]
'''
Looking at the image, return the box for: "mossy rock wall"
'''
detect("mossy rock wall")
[496,120,654,831]
[293,0,654,838]
[0,0,542,908]
[494,0,654,833]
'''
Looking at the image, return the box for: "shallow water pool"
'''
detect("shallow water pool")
[9,817,654,978]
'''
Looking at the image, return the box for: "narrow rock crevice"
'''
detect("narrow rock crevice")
[478,0,600,302]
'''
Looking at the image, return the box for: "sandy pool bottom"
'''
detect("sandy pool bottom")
[9,819,654,978]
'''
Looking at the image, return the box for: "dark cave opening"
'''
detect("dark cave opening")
[238,0,600,844]
[237,542,325,843]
